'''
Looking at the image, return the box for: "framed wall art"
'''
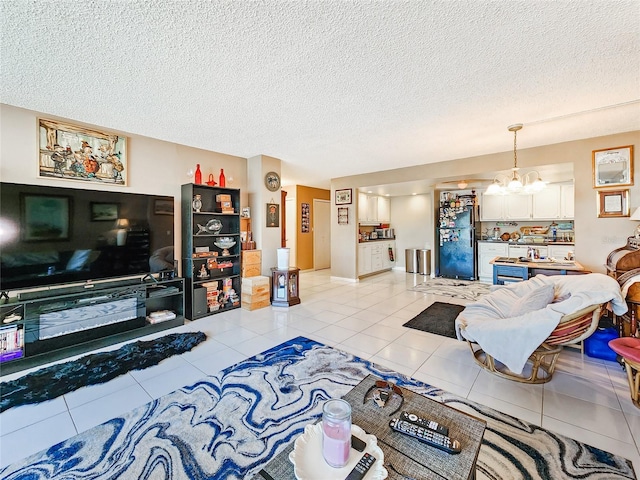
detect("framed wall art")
[266,203,280,227]
[154,199,174,215]
[335,188,352,205]
[38,118,128,185]
[338,207,349,225]
[21,194,71,241]
[301,202,310,233]
[597,189,629,218]
[592,145,634,188]
[90,202,119,221]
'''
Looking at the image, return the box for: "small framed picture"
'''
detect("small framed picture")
[338,207,349,225]
[90,202,119,221]
[22,194,71,241]
[335,188,352,205]
[153,199,174,215]
[266,203,280,227]
[597,189,629,218]
[592,145,634,188]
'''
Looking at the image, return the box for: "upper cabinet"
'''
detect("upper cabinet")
[359,192,390,224]
[532,185,561,219]
[560,184,574,219]
[480,183,574,221]
[377,196,390,223]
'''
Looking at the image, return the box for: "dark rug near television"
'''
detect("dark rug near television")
[0,332,207,413]
[403,301,465,339]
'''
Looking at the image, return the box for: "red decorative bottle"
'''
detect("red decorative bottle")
[219,168,226,187]
[195,164,202,184]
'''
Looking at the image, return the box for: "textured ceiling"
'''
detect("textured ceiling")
[1,1,639,189]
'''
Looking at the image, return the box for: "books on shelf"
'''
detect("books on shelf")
[0,324,24,363]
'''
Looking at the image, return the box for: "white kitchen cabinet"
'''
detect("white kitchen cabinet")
[358,192,378,223]
[505,195,532,219]
[358,243,372,275]
[478,242,508,283]
[561,184,574,219]
[480,194,505,220]
[358,192,368,222]
[359,241,395,276]
[508,245,529,259]
[548,244,574,260]
[481,184,574,221]
[358,192,388,224]
[371,243,384,271]
[510,244,548,259]
[377,196,390,223]
[532,185,561,219]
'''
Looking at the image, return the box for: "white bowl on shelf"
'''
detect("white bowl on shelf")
[214,237,236,249]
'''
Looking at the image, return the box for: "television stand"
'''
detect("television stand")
[0,277,185,376]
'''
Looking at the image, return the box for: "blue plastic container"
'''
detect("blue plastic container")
[584,327,619,361]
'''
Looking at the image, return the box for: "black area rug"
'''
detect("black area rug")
[403,301,465,339]
[0,332,207,413]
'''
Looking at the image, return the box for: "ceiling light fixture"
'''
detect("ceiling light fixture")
[457,180,468,189]
[485,124,546,195]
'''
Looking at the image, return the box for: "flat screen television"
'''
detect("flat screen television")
[0,182,175,293]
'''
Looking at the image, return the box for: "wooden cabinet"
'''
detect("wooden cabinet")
[181,184,241,320]
[478,242,508,283]
[271,267,300,307]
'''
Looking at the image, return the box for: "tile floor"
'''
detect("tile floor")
[1,269,639,474]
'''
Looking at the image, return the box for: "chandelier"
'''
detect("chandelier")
[485,124,545,195]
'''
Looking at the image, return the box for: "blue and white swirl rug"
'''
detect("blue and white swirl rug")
[0,336,636,479]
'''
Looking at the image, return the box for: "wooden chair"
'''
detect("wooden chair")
[608,337,640,408]
[466,303,604,384]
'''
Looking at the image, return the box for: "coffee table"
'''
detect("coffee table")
[254,374,486,480]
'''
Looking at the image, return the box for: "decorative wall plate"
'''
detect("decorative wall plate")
[265,171,281,191]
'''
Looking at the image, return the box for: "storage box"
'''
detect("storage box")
[242,292,270,304]
[241,249,262,277]
[216,194,231,202]
[241,264,261,277]
[241,298,271,310]
[241,275,269,295]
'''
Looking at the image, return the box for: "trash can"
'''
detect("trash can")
[405,248,419,273]
[417,249,431,275]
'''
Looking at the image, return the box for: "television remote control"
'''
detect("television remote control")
[345,452,376,480]
[389,418,461,454]
[400,411,449,436]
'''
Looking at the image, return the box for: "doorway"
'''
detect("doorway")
[313,199,331,270]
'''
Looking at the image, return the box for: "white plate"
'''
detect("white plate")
[289,423,388,480]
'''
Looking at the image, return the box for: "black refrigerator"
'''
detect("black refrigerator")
[437,194,480,280]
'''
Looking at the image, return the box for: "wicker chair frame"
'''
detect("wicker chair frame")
[466,303,605,384]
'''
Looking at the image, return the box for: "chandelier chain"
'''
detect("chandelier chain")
[513,128,518,169]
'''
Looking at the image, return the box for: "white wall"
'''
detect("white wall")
[0,104,248,276]
[390,194,433,272]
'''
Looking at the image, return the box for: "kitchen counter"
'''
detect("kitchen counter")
[478,239,574,246]
[490,256,586,285]
[359,237,396,243]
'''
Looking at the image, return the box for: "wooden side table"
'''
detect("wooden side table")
[271,267,300,307]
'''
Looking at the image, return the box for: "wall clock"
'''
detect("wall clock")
[265,171,281,192]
